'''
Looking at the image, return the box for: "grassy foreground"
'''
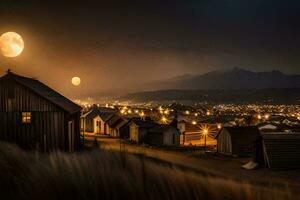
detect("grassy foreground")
[0,142,293,200]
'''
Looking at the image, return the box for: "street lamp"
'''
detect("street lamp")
[203,128,208,151]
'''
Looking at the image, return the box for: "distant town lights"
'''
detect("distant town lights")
[192,121,197,125]
[161,116,167,123]
[257,114,262,120]
[264,114,270,120]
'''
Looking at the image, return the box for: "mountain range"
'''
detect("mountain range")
[122,68,300,104]
[144,68,300,90]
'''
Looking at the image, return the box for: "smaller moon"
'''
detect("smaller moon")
[71,77,81,86]
[0,32,24,57]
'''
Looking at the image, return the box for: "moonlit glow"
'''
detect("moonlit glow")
[71,77,81,86]
[0,32,24,57]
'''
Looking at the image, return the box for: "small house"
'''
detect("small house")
[106,114,128,137]
[0,71,82,152]
[80,108,114,135]
[256,133,300,169]
[146,125,180,146]
[129,118,157,143]
[216,126,260,156]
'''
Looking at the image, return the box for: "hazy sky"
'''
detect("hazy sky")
[0,0,299,95]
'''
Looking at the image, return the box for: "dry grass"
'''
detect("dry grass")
[0,142,293,200]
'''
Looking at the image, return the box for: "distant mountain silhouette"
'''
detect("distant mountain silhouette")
[146,68,300,90]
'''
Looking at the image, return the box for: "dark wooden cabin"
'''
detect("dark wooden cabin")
[0,70,82,152]
[216,126,260,156]
[255,133,300,169]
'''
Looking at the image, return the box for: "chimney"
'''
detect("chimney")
[7,69,11,74]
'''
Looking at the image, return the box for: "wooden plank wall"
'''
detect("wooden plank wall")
[0,78,71,151]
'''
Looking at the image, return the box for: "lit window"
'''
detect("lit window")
[22,112,31,124]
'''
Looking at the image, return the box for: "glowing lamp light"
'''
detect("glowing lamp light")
[185,110,190,115]
[192,121,197,125]
[128,109,132,114]
[161,117,167,123]
[257,114,262,120]
[206,111,211,116]
[203,129,208,135]
[194,113,198,117]
[217,124,222,129]
[264,114,270,120]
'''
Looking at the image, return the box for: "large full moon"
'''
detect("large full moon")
[0,32,24,57]
[71,77,81,86]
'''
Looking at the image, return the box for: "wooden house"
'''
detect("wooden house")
[0,71,82,152]
[256,133,300,169]
[129,118,157,143]
[106,114,129,137]
[216,126,260,156]
[80,108,114,135]
[146,125,180,146]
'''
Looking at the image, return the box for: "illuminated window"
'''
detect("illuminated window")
[22,112,31,124]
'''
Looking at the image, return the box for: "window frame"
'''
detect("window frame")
[21,112,32,124]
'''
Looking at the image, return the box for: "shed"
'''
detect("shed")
[216,126,260,156]
[80,108,114,135]
[129,118,157,143]
[0,70,82,152]
[146,125,180,146]
[256,133,300,169]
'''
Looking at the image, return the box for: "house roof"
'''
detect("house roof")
[130,118,157,128]
[1,71,82,114]
[106,114,123,127]
[114,118,129,129]
[81,108,115,121]
[99,111,115,122]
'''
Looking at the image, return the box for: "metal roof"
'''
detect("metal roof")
[261,133,300,169]
[1,71,82,114]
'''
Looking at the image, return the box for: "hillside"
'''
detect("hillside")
[145,68,300,90]
[123,88,300,104]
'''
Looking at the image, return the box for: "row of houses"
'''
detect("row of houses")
[0,71,299,169]
[80,108,180,146]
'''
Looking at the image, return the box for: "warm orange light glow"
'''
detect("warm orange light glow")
[203,129,208,135]
[0,32,24,57]
[217,124,222,129]
[140,111,145,117]
[257,114,262,120]
[264,114,270,120]
[206,111,211,116]
[192,121,197,125]
[161,116,167,123]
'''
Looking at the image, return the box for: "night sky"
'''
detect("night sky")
[0,0,299,95]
